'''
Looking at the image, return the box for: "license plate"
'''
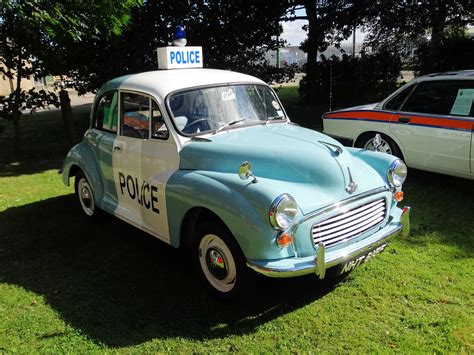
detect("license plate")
[338,243,388,275]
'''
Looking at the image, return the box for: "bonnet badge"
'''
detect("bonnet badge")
[345,167,358,194]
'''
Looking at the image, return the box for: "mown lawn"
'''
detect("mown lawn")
[0,87,473,352]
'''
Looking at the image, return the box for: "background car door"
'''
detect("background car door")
[389,80,473,175]
[88,90,119,211]
[113,92,179,242]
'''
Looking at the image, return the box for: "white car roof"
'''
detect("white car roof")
[415,70,474,82]
[97,68,266,99]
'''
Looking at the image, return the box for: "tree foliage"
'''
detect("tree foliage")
[0,0,142,157]
[363,0,474,72]
[282,1,370,104]
[299,49,402,108]
[64,0,292,94]
[416,35,474,75]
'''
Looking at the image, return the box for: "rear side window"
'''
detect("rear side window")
[95,91,118,132]
[401,80,474,117]
[384,84,415,111]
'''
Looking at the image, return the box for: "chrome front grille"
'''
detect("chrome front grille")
[312,198,387,247]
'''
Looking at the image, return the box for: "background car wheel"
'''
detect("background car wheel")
[356,132,403,159]
[74,171,100,218]
[193,219,254,300]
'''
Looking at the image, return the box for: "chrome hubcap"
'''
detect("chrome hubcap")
[364,138,392,154]
[80,187,92,208]
[206,248,227,280]
[78,178,95,216]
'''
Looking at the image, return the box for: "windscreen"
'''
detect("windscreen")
[167,84,285,135]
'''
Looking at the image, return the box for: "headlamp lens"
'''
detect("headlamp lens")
[270,194,298,230]
[388,159,407,187]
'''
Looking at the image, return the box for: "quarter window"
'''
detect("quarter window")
[95,91,118,132]
[121,92,151,139]
[384,84,415,111]
[151,100,169,139]
[401,80,474,117]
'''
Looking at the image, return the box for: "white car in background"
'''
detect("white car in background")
[323,70,474,180]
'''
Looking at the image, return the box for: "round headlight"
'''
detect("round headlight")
[269,194,298,230]
[388,159,407,187]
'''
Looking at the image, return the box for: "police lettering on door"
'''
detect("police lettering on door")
[118,172,160,214]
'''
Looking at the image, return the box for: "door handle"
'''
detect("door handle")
[398,116,411,124]
[113,146,122,152]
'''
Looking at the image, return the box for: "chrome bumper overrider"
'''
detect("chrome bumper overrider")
[247,206,410,279]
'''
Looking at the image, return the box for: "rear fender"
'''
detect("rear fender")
[62,142,104,204]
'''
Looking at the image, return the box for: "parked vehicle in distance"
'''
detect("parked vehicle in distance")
[61,43,410,299]
[323,70,474,180]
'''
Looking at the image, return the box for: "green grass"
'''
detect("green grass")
[0,87,473,352]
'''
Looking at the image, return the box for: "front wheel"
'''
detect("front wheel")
[356,133,402,159]
[193,220,253,300]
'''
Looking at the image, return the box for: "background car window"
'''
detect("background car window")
[384,84,415,111]
[401,80,474,117]
[121,93,151,139]
[151,100,169,139]
[95,91,118,132]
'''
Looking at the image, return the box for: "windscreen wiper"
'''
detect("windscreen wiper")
[213,118,247,134]
[265,115,286,124]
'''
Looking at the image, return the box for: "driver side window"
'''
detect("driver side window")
[121,92,151,139]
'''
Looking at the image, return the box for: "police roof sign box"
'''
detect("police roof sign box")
[157,46,203,69]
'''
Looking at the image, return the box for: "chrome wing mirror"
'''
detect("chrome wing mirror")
[238,161,258,183]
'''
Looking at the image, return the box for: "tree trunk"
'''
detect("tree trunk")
[304,0,318,105]
[12,48,23,159]
[12,113,22,160]
[59,89,76,146]
[428,0,447,72]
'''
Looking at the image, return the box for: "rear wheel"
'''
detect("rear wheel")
[356,132,403,159]
[193,220,253,300]
[74,171,99,218]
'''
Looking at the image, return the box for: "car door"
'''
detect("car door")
[113,91,179,242]
[88,90,119,211]
[389,80,473,175]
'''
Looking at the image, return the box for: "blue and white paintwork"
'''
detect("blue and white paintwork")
[62,68,410,284]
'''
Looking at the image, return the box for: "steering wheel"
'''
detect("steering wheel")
[183,118,217,133]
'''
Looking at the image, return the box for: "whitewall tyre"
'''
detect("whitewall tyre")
[194,220,253,300]
[75,171,98,218]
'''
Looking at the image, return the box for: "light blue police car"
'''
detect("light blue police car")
[62,30,410,299]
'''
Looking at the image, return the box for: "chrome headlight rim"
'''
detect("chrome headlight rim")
[388,159,407,187]
[269,193,298,230]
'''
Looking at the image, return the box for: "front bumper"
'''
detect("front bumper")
[247,206,410,279]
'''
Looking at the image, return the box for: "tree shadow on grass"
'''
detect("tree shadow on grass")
[0,194,336,347]
[0,160,64,177]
